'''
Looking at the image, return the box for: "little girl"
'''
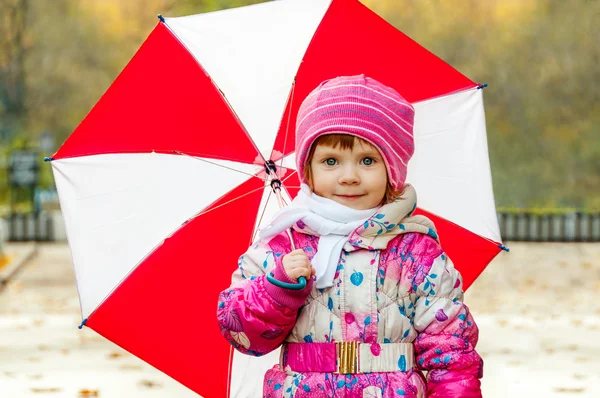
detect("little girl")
[217,75,483,398]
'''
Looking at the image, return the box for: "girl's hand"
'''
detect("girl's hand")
[282,249,316,281]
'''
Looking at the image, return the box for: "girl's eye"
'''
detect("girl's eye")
[362,157,375,166]
[325,158,337,166]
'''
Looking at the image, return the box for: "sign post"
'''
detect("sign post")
[8,150,39,212]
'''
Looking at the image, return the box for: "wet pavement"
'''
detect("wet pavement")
[0,244,197,398]
[0,242,599,397]
[468,243,600,397]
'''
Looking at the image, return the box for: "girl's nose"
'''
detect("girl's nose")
[339,165,360,185]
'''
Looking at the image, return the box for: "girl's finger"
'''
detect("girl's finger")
[290,258,311,267]
[299,264,312,276]
[291,269,309,280]
[288,254,309,263]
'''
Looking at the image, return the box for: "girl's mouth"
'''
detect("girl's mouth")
[335,194,365,200]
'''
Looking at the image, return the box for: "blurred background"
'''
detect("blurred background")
[0,0,598,397]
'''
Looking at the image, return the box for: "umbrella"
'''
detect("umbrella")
[48,0,506,396]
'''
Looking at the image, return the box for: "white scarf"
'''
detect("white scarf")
[259,184,380,289]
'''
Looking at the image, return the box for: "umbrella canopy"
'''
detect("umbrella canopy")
[49,0,504,396]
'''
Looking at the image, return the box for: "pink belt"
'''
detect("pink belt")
[280,342,414,374]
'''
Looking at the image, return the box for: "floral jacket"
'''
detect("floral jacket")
[217,185,483,397]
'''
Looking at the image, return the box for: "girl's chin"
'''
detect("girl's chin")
[332,197,373,210]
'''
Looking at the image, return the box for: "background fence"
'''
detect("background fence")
[1,211,599,243]
[498,212,600,242]
[3,212,66,242]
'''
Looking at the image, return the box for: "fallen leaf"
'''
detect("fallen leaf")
[31,387,62,393]
[78,389,99,397]
[138,379,162,389]
[553,387,585,393]
[523,278,535,287]
[107,352,123,359]
[0,255,10,269]
[119,364,143,371]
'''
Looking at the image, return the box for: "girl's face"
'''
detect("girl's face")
[309,137,388,210]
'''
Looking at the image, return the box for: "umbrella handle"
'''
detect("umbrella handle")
[267,188,307,290]
[266,274,307,290]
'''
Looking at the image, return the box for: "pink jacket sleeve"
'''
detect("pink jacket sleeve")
[217,236,313,356]
[411,235,483,398]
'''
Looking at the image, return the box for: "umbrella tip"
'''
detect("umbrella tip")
[498,244,510,252]
[44,157,54,162]
[158,14,165,23]
[78,318,88,329]
[477,83,488,90]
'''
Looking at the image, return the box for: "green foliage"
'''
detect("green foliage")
[364,0,600,210]
[167,0,269,15]
[0,0,598,210]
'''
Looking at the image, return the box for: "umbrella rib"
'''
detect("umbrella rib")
[281,172,297,183]
[190,184,266,221]
[281,172,300,200]
[159,23,266,163]
[279,79,296,170]
[252,189,273,243]
[172,150,261,180]
[217,90,266,164]
[80,184,268,325]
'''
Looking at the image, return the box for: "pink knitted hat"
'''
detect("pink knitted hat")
[295,74,415,191]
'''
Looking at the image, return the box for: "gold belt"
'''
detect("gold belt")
[281,341,415,374]
[336,341,360,374]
